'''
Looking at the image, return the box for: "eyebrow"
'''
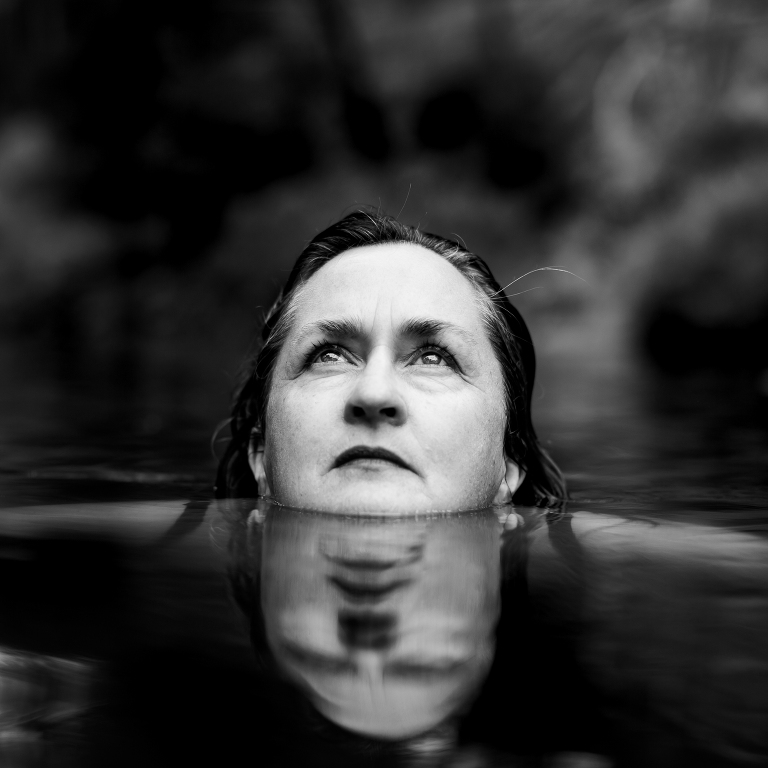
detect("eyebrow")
[295,318,366,344]
[295,317,478,346]
[400,318,476,345]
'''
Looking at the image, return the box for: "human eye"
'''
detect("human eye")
[409,343,458,370]
[306,342,352,367]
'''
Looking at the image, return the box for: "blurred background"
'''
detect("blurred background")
[1,0,768,507]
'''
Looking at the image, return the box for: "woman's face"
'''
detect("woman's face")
[254,243,512,514]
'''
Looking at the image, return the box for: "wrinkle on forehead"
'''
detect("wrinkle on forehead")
[291,243,490,338]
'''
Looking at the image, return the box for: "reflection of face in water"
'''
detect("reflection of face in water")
[260,508,501,739]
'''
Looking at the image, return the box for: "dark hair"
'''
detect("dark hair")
[215,210,566,506]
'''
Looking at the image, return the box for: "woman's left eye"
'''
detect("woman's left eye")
[411,347,454,368]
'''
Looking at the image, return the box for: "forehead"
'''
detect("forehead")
[295,243,484,327]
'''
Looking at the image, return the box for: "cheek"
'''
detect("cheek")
[420,389,507,474]
[263,385,331,478]
[263,387,299,481]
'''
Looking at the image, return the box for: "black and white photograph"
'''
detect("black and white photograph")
[1,1,767,766]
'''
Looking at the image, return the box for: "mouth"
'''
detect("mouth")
[333,446,414,472]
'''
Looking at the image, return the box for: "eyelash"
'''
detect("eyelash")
[305,341,346,366]
[413,341,459,369]
[305,340,459,370]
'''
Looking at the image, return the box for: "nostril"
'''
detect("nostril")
[347,403,401,422]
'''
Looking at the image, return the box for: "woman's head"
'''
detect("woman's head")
[216,211,565,511]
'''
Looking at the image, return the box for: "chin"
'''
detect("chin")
[291,483,485,516]
[313,492,434,516]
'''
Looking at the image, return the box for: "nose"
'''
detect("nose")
[344,350,406,426]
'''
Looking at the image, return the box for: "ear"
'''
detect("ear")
[247,433,273,497]
[492,457,526,505]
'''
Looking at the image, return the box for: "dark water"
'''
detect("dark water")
[1,356,767,767]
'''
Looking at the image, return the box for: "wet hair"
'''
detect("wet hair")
[215,210,566,506]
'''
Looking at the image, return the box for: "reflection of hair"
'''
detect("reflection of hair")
[215,210,566,505]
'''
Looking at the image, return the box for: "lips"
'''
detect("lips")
[333,445,414,471]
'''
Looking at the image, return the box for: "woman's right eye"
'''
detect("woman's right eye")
[309,345,348,365]
[317,350,344,363]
